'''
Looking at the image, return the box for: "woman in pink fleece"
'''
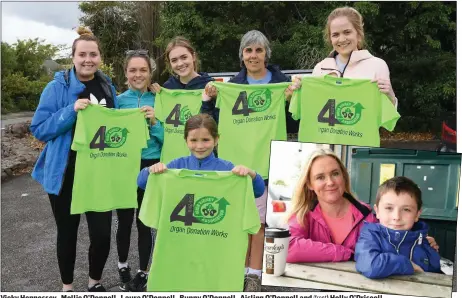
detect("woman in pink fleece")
[287,148,376,263]
[287,148,439,263]
[313,6,398,107]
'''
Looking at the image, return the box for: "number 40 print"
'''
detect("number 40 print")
[89,126,128,150]
[317,99,364,126]
[170,194,230,226]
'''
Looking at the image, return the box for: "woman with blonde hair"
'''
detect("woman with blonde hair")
[287,148,376,263]
[287,148,439,263]
[312,6,398,106]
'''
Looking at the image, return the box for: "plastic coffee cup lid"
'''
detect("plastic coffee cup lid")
[265,227,290,238]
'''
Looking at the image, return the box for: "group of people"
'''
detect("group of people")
[31,6,403,293]
[287,148,442,278]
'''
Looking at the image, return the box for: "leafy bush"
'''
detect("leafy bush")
[1,39,59,113]
[1,73,49,113]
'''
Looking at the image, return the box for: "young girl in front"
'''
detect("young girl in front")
[137,113,265,200]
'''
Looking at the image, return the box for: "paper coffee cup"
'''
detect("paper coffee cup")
[263,228,290,276]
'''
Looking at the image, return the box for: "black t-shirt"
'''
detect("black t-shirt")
[67,77,114,171]
[80,77,114,108]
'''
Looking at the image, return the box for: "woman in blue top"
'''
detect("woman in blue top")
[137,113,265,199]
[30,27,119,292]
[115,50,164,291]
[150,36,214,92]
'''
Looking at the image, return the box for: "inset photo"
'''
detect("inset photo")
[262,140,458,297]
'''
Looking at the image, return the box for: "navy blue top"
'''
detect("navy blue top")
[355,221,441,279]
[163,72,214,90]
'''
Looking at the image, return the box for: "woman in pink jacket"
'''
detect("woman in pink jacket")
[287,148,376,263]
[287,148,439,263]
[313,6,398,107]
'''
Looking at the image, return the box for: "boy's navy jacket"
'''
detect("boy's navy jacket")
[355,221,441,279]
[30,68,118,195]
[163,72,214,90]
[200,64,300,134]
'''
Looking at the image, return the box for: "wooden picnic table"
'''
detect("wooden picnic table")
[262,261,452,298]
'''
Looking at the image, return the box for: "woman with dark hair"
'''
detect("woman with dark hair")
[137,113,264,199]
[136,113,265,291]
[30,27,118,292]
[150,36,214,92]
[115,50,163,292]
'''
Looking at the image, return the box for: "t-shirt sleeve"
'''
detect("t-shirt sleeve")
[289,88,301,120]
[192,91,204,114]
[139,173,163,229]
[380,93,401,131]
[142,114,150,148]
[154,90,164,121]
[242,176,261,234]
[145,121,150,144]
[71,110,87,151]
[132,111,150,150]
[212,82,222,109]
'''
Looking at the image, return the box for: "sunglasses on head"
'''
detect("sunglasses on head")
[126,49,149,56]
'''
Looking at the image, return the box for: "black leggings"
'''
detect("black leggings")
[116,159,158,271]
[48,167,112,285]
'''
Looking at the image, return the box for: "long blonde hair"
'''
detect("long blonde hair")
[289,148,355,228]
[324,6,366,50]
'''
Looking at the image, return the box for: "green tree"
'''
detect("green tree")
[366,2,456,132]
[77,1,455,133]
[158,2,340,72]
[1,39,60,113]
[13,38,61,79]
[1,42,18,77]
[55,57,72,65]
[79,1,155,90]
[158,1,456,132]
[1,73,50,113]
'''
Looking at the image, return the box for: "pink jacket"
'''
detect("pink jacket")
[287,193,377,263]
[312,50,398,107]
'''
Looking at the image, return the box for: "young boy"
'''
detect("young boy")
[355,176,441,279]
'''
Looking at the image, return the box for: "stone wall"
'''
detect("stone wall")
[1,121,42,181]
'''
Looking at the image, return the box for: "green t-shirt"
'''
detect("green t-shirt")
[70,104,149,214]
[290,75,400,147]
[139,169,260,291]
[155,88,203,163]
[213,82,289,179]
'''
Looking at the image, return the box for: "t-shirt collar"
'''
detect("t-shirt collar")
[189,151,216,166]
[247,68,272,84]
[129,88,150,97]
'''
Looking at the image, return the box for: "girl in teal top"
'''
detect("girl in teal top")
[116,50,163,292]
